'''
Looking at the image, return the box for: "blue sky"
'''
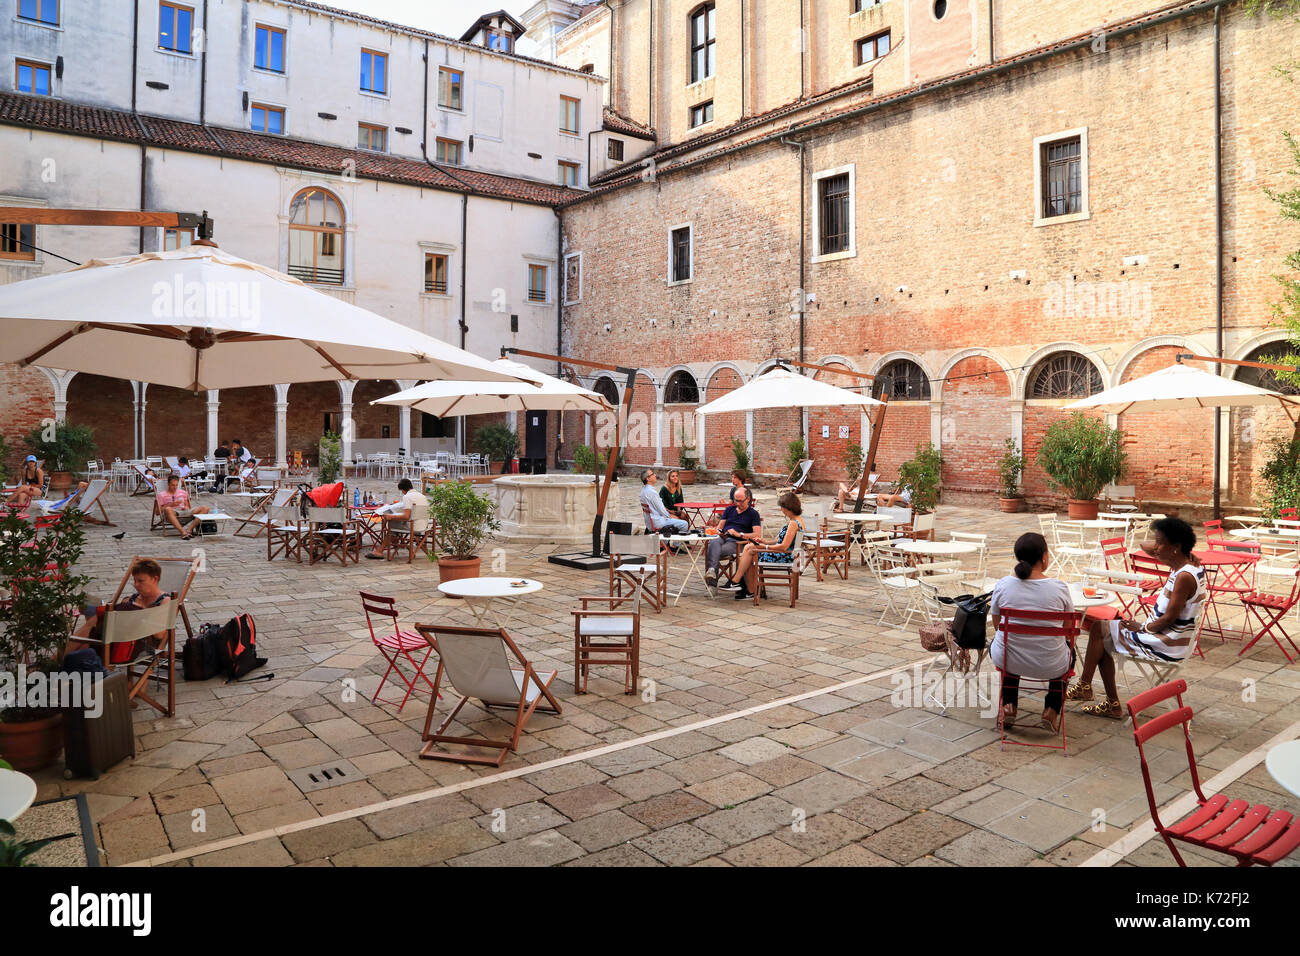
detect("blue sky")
[335,1,540,40]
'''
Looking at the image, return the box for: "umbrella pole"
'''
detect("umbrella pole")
[854,396,889,514]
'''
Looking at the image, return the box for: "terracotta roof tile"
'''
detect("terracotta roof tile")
[602,108,656,140]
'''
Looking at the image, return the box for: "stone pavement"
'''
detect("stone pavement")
[30,479,1300,867]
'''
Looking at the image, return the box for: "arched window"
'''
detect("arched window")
[1027,351,1102,399]
[664,370,700,404]
[872,360,931,401]
[288,187,344,285]
[1234,344,1300,396]
[689,3,716,83]
[592,376,619,406]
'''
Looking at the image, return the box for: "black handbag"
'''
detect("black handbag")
[948,592,992,650]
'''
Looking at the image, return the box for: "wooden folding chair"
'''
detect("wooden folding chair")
[414,624,561,767]
[360,592,440,710]
[87,600,180,717]
[74,478,114,526]
[128,464,157,497]
[234,487,294,538]
[609,532,668,612]
[573,568,644,695]
[1127,679,1300,867]
[807,517,850,581]
[996,607,1081,754]
[755,527,805,607]
[266,504,307,562]
[305,506,355,565]
[384,514,438,564]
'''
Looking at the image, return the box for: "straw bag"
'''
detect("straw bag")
[918,621,950,652]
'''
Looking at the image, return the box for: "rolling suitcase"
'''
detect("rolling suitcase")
[62,671,136,780]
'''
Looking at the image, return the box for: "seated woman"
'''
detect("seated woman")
[1067,517,1205,719]
[660,468,687,521]
[875,482,913,508]
[989,532,1076,732]
[833,471,878,512]
[725,492,805,601]
[64,558,172,671]
[5,455,45,509]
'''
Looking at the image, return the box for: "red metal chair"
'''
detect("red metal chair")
[1085,537,1130,624]
[995,607,1081,754]
[1202,541,1260,643]
[1239,568,1300,662]
[1127,679,1300,866]
[359,591,441,710]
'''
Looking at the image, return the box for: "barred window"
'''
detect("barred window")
[818,173,850,256]
[1028,352,1101,398]
[592,377,619,405]
[1041,136,1082,218]
[664,371,700,404]
[1233,345,1300,396]
[872,360,931,401]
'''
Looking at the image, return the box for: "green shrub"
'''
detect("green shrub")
[23,422,97,474]
[318,431,342,483]
[1036,412,1126,502]
[897,443,944,513]
[1260,436,1300,520]
[841,442,865,480]
[730,438,751,480]
[997,437,1025,498]
[784,437,807,476]
[473,423,519,464]
[426,481,499,559]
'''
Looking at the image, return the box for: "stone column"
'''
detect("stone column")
[132,381,149,458]
[396,380,418,455]
[38,368,76,423]
[930,400,944,451]
[206,390,220,455]
[654,402,664,467]
[273,383,290,470]
[1010,400,1026,452]
[745,411,754,470]
[337,379,357,467]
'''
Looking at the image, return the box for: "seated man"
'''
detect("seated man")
[705,487,762,587]
[209,441,231,493]
[639,469,689,537]
[157,474,210,539]
[834,471,880,511]
[64,558,173,672]
[366,478,429,559]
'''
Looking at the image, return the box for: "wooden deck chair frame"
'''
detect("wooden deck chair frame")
[414,624,561,767]
[112,554,201,641]
[234,487,295,538]
[75,478,114,526]
[267,504,307,563]
[149,496,196,535]
[609,532,668,612]
[573,568,644,694]
[129,464,158,497]
[84,599,180,717]
[996,607,1081,754]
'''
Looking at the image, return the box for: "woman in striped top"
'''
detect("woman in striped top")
[1067,516,1206,718]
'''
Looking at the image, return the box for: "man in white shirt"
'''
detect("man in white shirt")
[366,478,430,559]
[640,469,688,535]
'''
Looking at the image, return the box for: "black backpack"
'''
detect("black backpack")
[182,623,223,681]
[217,613,267,682]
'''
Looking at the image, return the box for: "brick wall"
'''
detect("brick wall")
[703,367,745,472]
[0,365,54,476]
[66,374,134,463]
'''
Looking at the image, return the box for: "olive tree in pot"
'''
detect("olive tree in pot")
[997,438,1026,513]
[676,427,698,484]
[1036,412,1127,520]
[426,480,500,585]
[897,442,944,513]
[474,423,519,474]
[0,509,91,772]
[24,422,97,494]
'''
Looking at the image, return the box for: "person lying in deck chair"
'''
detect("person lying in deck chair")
[63,558,172,673]
[833,471,880,511]
[157,474,210,540]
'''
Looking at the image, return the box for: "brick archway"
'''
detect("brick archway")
[704,367,745,471]
[0,364,56,474]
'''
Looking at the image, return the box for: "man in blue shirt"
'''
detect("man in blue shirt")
[639,469,689,536]
[706,487,762,587]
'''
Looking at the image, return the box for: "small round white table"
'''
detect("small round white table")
[666,533,715,604]
[1068,583,1117,611]
[1265,739,1300,799]
[825,512,902,564]
[0,767,38,823]
[437,577,543,630]
[1061,519,1129,530]
[892,540,979,558]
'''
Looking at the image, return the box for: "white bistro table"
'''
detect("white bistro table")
[892,539,979,559]
[1068,582,1117,611]
[1264,739,1300,799]
[437,576,543,630]
[666,533,715,604]
[0,767,38,823]
[825,512,902,564]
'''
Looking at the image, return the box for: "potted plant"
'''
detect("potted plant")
[996,437,1026,513]
[0,510,91,772]
[676,427,698,485]
[841,442,865,482]
[784,437,808,477]
[1259,436,1300,520]
[730,438,752,484]
[425,480,500,584]
[317,431,343,483]
[1036,412,1127,520]
[24,422,97,494]
[896,442,944,514]
[473,423,519,475]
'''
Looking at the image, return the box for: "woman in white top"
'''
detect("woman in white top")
[1068,516,1206,719]
[990,532,1076,733]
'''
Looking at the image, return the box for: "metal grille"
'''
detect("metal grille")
[287,264,343,285]
[671,227,691,282]
[872,360,931,401]
[664,371,700,404]
[819,174,850,256]
[1029,353,1101,398]
[1042,137,1082,218]
[1234,346,1300,396]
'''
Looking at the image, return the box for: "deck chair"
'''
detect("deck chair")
[360,592,440,710]
[1102,483,1141,513]
[129,464,158,497]
[73,478,114,526]
[234,487,295,538]
[305,506,355,565]
[609,532,667,613]
[149,494,200,536]
[87,599,180,717]
[112,554,201,641]
[572,568,644,694]
[414,624,561,767]
[1127,679,1300,867]
[778,459,814,495]
[995,607,1081,754]
[29,486,82,517]
[755,527,805,607]
[266,504,307,562]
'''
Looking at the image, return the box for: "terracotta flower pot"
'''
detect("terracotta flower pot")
[1067,498,1100,520]
[47,471,76,494]
[677,470,696,485]
[436,556,482,591]
[999,497,1024,513]
[0,713,64,772]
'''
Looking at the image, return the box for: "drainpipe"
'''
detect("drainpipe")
[740,0,747,115]
[782,136,806,365]
[458,193,468,454]
[421,40,430,163]
[555,207,565,467]
[138,146,147,253]
[130,0,139,113]
[199,0,208,124]
[988,0,995,64]
[1213,4,1223,518]
[799,0,806,98]
[602,0,616,109]
[647,0,654,129]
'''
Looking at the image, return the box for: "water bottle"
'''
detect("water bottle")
[353,487,360,508]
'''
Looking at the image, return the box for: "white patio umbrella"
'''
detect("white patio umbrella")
[0,244,524,390]
[694,366,883,415]
[1066,362,1300,417]
[370,359,611,416]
